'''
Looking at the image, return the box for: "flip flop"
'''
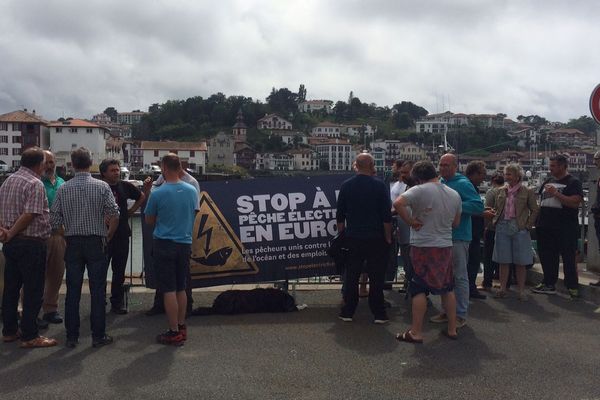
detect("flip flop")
[395,330,423,344]
[440,330,458,340]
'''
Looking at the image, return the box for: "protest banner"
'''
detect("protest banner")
[142,174,353,288]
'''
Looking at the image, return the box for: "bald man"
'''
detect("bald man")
[430,154,483,328]
[336,153,393,323]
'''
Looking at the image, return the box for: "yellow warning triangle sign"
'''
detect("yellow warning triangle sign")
[190,191,259,279]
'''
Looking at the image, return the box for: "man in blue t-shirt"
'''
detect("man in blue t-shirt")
[145,154,198,346]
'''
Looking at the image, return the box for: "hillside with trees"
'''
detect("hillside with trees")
[128,85,555,154]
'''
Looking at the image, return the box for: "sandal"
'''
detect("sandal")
[19,336,58,349]
[395,330,423,344]
[440,330,458,340]
[494,291,507,299]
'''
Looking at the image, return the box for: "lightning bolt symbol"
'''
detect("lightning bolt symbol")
[197,214,212,254]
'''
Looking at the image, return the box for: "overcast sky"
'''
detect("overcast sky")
[1,0,599,123]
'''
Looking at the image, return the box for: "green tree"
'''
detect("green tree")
[517,115,547,128]
[394,112,413,129]
[392,101,428,120]
[298,84,307,103]
[565,116,599,135]
[348,97,362,120]
[104,107,118,121]
[333,101,348,122]
[266,88,298,116]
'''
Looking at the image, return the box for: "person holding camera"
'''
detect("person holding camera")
[532,154,583,299]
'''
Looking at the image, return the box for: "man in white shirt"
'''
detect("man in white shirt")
[391,161,415,295]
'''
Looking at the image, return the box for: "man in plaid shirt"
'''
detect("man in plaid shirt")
[51,147,119,349]
[0,147,58,348]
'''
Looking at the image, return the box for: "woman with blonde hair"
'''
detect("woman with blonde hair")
[488,164,539,300]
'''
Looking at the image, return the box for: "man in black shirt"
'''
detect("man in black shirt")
[532,154,583,299]
[100,159,145,314]
[465,160,488,300]
[336,153,392,323]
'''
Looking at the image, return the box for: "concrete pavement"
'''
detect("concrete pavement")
[1,288,599,400]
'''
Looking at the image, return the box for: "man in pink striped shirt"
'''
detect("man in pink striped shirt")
[0,147,58,348]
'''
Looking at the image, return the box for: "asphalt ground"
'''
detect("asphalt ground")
[1,288,599,400]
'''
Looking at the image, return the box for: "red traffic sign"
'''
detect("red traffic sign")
[591,83,600,124]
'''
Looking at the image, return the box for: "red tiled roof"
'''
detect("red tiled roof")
[48,119,108,130]
[301,100,333,104]
[140,140,207,151]
[308,136,350,145]
[315,121,343,127]
[258,114,291,123]
[286,148,316,155]
[0,110,48,124]
[550,128,586,135]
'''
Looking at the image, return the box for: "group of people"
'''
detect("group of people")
[0,147,198,348]
[0,146,592,348]
[335,152,586,343]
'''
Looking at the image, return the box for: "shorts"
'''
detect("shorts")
[492,219,533,265]
[408,246,454,296]
[152,239,191,293]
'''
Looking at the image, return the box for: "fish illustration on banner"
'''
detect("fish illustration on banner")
[146,173,357,288]
[190,192,259,279]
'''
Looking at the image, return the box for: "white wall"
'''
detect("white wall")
[142,149,206,172]
[0,123,23,168]
[50,127,107,166]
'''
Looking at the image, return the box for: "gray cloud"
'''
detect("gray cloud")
[1,0,599,122]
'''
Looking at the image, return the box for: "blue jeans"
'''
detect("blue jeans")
[64,236,108,340]
[452,240,470,319]
[2,238,47,341]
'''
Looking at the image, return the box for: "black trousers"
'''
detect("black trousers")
[107,232,129,308]
[482,229,497,288]
[341,237,390,319]
[467,234,483,292]
[537,226,579,289]
[384,239,399,283]
[2,238,46,341]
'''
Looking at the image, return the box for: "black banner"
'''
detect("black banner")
[143,174,353,288]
